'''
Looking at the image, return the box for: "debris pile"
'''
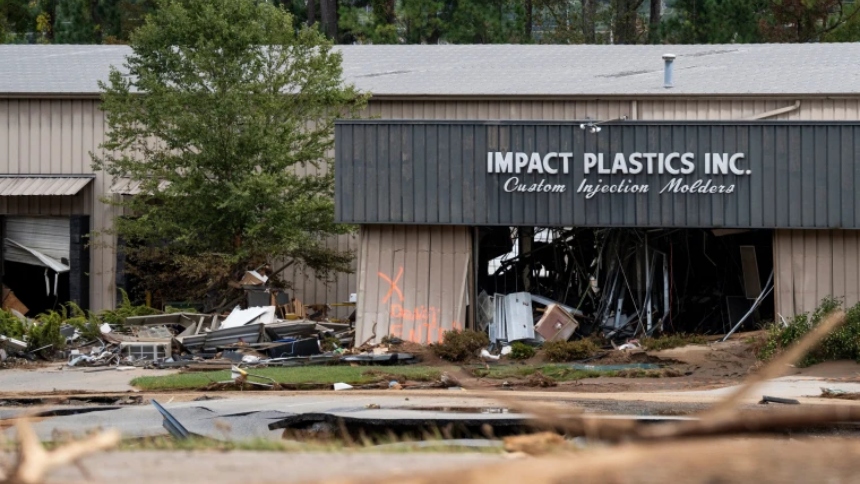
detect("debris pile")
[1,269,419,372]
[476,227,775,351]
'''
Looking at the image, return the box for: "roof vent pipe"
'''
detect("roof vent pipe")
[663,53,676,89]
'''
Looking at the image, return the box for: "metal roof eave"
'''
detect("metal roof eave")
[5,92,860,101]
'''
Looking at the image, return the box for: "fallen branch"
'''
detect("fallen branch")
[2,420,120,484]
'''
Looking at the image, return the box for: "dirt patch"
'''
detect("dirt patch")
[586,350,670,366]
[794,360,860,378]
[820,388,860,400]
[646,337,758,380]
[525,371,558,388]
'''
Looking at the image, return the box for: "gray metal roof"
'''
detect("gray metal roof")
[0,176,93,196]
[2,43,860,97]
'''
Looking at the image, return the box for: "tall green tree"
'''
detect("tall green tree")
[446,0,526,43]
[825,1,860,41]
[92,0,367,303]
[662,0,765,43]
[338,0,525,44]
[54,0,156,44]
[612,0,643,43]
[759,0,860,42]
[0,0,34,42]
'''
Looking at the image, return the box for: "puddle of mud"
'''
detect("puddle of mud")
[0,395,145,407]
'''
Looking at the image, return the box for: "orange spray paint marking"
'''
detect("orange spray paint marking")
[378,267,404,303]
[378,267,456,344]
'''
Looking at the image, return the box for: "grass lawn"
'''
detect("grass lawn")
[131,365,443,391]
[469,364,611,381]
[470,364,678,380]
[116,435,504,453]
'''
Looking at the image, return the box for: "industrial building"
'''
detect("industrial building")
[2,44,860,338]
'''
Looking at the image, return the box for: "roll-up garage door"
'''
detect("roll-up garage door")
[4,217,70,272]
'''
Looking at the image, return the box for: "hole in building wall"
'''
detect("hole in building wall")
[476,227,774,340]
[3,261,69,316]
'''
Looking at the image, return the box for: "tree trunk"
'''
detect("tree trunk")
[525,0,533,41]
[376,0,396,24]
[582,0,596,43]
[613,0,642,44]
[307,0,316,26]
[648,0,661,42]
[320,0,338,40]
[90,0,103,43]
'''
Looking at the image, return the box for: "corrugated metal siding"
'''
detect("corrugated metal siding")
[366,100,630,121]
[0,99,112,310]
[0,194,89,216]
[0,176,92,196]
[336,120,860,228]
[636,99,860,121]
[278,231,359,320]
[357,225,471,345]
[0,97,857,314]
[774,229,860,317]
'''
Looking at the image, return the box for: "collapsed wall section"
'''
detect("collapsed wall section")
[356,225,471,345]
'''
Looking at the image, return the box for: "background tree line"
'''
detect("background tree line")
[3,0,860,45]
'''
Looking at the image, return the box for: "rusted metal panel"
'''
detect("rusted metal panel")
[356,225,470,346]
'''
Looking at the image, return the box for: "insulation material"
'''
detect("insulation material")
[356,225,471,345]
[774,229,860,318]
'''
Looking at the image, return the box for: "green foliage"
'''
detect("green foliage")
[29,310,66,351]
[640,333,707,351]
[431,329,490,362]
[320,335,340,351]
[0,309,26,339]
[757,296,859,367]
[509,341,536,360]
[824,1,860,41]
[93,0,367,302]
[100,289,160,325]
[131,365,442,390]
[470,364,604,380]
[543,339,600,362]
[661,0,766,43]
[0,295,160,357]
[338,0,526,44]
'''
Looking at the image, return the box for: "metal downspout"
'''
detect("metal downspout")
[744,100,801,120]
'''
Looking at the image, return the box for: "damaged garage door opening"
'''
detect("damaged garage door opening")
[0,216,90,316]
[476,227,774,341]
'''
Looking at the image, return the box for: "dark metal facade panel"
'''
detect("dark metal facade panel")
[335,121,860,229]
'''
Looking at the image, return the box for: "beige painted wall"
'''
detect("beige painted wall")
[3,96,860,313]
[357,224,471,345]
[0,99,114,311]
[772,230,860,318]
